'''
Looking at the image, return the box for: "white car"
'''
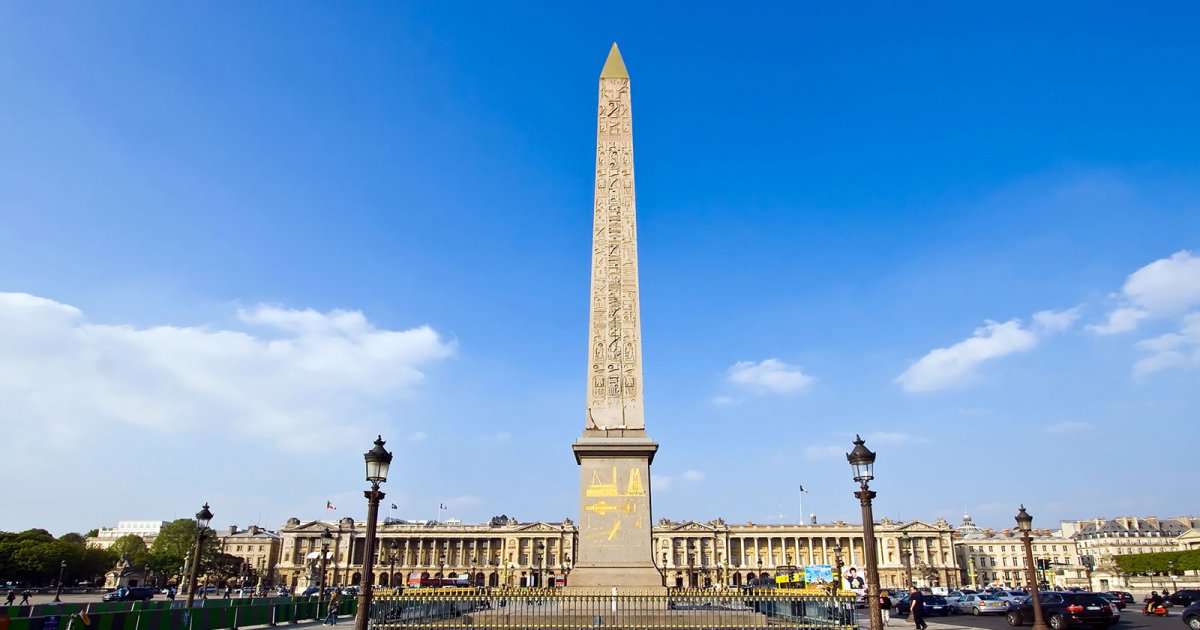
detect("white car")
[955,594,1008,615]
[993,590,1029,609]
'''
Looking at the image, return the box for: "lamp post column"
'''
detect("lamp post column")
[1014,505,1048,630]
[355,483,384,630]
[355,435,393,630]
[186,503,214,608]
[53,560,66,603]
[847,435,884,630]
[857,484,884,630]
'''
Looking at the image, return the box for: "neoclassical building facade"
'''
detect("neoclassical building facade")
[274,515,958,591]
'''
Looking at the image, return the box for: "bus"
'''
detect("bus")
[407,573,471,588]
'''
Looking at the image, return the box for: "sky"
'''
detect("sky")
[2,3,1199,537]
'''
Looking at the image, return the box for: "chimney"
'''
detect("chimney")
[228,525,238,536]
[249,525,260,535]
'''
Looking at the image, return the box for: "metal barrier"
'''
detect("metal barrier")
[0,597,355,630]
[370,588,857,629]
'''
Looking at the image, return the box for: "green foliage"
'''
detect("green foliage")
[1113,549,1200,574]
[205,552,246,584]
[147,519,219,582]
[59,533,86,545]
[109,534,150,566]
[0,529,115,585]
[85,529,100,538]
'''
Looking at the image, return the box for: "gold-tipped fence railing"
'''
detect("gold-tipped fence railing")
[370,587,857,629]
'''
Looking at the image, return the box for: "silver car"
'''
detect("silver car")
[955,594,1009,615]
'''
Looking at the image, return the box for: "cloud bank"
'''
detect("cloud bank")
[0,292,454,457]
[726,358,813,394]
[896,308,1079,393]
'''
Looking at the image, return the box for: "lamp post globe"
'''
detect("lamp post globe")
[355,436,392,630]
[185,503,214,608]
[1015,506,1049,630]
[846,435,884,630]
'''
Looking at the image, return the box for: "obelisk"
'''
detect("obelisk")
[570,43,663,590]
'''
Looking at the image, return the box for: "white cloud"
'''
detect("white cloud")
[1091,251,1200,334]
[896,319,1040,393]
[476,432,511,443]
[1045,421,1093,434]
[1033,307,1082,333]
[682,470,705,482]
[407,431,428,443]
[726,359,813,395]
[0,292,454,456]
[1088,307,1150,335]
[651,474,673,492]
[711,395,741,406]
[1133,313,1200,377]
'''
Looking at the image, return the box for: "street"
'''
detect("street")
[914,611,1186,630]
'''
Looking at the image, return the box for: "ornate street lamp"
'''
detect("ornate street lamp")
[469,555,477,588]
[53,560,66,603]
[355,435,393,630]
[389,541,400,592]
[847,435,884,630]
[535,542,545,588]
[186,503,214,608]
[900,532,913,587]
[1168,560,1178,593]
[439,553,447,579]
[1015,506,1049,630]
[833,541,845,591]
[320,528,333,600]
[662,551,669,588]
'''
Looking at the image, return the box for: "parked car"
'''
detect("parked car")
[1180,601,1200,630]
[1097,592,1125,611]
[1007,591,1117,629]
[895,594,950,616]
[1170,590,1200,607]
[956,593,1009,615]
[1108,591,1135,605]
[300,586,320,597]
[995,590,1030,609]
[102,587,156,602]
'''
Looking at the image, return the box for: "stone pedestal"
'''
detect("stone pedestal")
[569,433,664,591]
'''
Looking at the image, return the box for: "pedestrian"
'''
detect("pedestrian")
[224,586,232,599]
[19,589,32,605]
[880,590,892,627]
[167,587,176,601]
[5,590,15,606]
[322,590,342,625]
[909,587,927,630]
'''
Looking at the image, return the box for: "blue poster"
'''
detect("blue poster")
[804,564,833,586]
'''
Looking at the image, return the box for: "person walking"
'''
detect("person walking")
[322,590,342,625]
[19,589,32,605]
[880,590,892,627]
[5,590,15,606]
[908,587,927,630]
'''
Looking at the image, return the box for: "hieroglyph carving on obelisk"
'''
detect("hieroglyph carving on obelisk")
[586,42,645,433]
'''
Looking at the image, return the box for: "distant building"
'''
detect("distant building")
[216,525,282,587]
[953,513,1083,590]
[1059,515,1200,558]
[273,515,958,591]
[87,520,169,550]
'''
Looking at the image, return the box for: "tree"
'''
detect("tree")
[205,552,245,587]
[59,533,86,545]
[148,519,218,582]
[85,529,100,538]
[109,534,149,567]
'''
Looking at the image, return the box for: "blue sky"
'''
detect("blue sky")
[2,3,1198,536]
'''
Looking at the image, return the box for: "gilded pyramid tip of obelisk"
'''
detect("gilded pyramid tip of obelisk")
[600,42,628,79]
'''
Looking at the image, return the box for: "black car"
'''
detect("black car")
[895,595,951,616]
[1097,592,1125,611]
[1181,601,1200,630]
[1107,591,1135,605]
[1007,591,1116,629]
[1170,590,1200,607]
[102,586,156,601]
